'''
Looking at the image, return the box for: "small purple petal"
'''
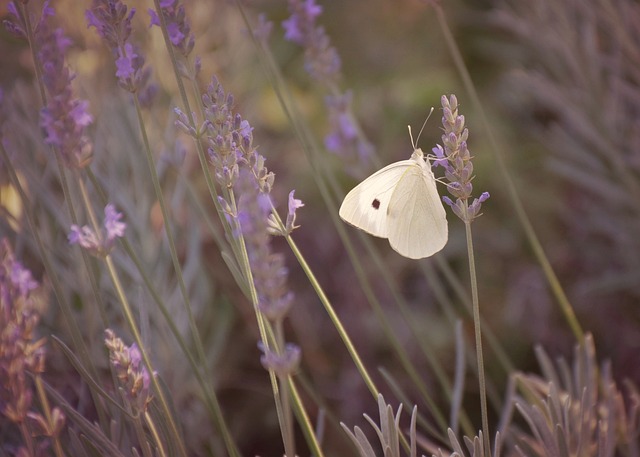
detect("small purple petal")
[324,132,342,152]
[115,44,135,80]
[282,16,302,43]
[11,262,38,296]
[8,1,18,17]
[85,10,100,29]
[70,100,93,127]
[304,0,322,18]
[104,204,126,241]
[148,9,160,27]
[166,22,184,46]
[129,343,142,367]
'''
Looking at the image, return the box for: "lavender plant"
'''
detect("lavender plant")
[1,0,639,456]
[0,239,65,457]
[486,0,640,378]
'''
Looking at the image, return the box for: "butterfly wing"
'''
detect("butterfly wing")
[387,164,448,259]
[339,160,413,238]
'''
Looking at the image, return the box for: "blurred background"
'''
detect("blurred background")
[1,0,639,455]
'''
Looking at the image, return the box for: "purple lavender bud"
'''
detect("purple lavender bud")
[148,9,160,27]
[150,0,194,56]
[434,94,489,222]
[173,107,197,137]
[104,204,126,241]
[86,0,135,49]
[115,42,136,80]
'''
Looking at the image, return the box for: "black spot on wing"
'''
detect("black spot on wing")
[372,198,381,210]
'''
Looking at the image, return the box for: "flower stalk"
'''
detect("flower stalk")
[434,94,491,456]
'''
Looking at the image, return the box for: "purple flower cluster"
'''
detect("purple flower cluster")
[104,329,153,413]
[177,76,304,372]
[282,0,373,170]
[68,204,126,256]
[324,92,374,169]
[85,0,135,48]
[282,0,340,84]
[237,171,294,323]
[149,0,194,57]
[236,171,302,375]
[433,95,490,223]
[8,1,96,169]
[178,77,275,194]
[87,0,156,99]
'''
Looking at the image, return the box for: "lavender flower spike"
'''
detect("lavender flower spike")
[234,169,295,325]
[85,0,135,49]
[434,95,490,223]
[0,239,65,443]
[148,0,195,57]
[34,4,94,169]
[281,1,373,169]
[87,0,156,99]
[283,0,340,84]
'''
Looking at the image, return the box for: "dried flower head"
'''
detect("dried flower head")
[104,329,153,414]
[259,342,301,378]
[0,239,46,423]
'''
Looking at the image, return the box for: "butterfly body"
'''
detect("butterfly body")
[339,148,448,259]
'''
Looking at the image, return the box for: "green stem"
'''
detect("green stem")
[18,1,114,429]
[288,377,325,457]
[283,231,378,397]
[76,177,187,457]
[226,187,296,457]
[464,220,490,457]
[145,411,168,457]
[34,376,65,457]
[130,92,208,372]
[132,412,154,457]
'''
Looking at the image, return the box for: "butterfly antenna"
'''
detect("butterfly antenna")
[408,107,435,149]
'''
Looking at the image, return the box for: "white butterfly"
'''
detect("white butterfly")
[339,129,448,259]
